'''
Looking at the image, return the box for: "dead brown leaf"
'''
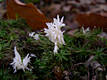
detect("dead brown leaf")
[75,12,107,32]
[6,0,50,30]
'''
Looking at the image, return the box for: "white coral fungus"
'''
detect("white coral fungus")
[82,27,90,34]
[10,46,35,73]
[29,32,39,40]
[44,15,65,53]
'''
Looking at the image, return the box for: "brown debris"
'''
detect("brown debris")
[75,13,107,32]
[53,66,63,80]
[6,0,50,30]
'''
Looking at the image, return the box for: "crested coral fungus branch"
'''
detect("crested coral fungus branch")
[10,46,36,73]
[29,32,39,40]
[82,27,90,34]
[44,15,65,54]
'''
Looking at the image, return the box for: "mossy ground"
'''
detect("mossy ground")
[0,19,107,80]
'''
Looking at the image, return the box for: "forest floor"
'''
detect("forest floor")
[0,0,107,80]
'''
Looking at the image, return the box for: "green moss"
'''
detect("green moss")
[0,19,106,80]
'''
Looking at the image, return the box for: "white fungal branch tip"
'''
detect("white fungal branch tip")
[10,46,35,73]
[29,32,39,40]
[44,15,66,54]
[82,27,90,34]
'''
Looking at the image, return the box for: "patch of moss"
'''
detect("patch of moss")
[0,19,107,80]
